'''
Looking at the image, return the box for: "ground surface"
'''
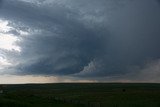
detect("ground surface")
[0,83,160,107]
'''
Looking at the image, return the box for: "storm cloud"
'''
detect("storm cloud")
[0,0,160,82]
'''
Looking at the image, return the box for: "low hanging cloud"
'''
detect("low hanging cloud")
[128,59,160,82]
[0,0,160,82]
[98,59,160,82]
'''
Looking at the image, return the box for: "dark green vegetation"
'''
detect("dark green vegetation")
[0,83,160,107]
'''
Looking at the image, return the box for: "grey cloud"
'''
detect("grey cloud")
[16,18,108,75]
[1,0,108,75]
[0,0,3,7]
[98,59,160,82]
[1,0,160,82]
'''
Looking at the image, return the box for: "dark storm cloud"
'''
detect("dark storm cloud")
[17,27,107,75]
[1,0,160,81]
[0,0,3,9]
[1,0,108,75]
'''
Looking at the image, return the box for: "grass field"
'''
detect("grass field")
[0,83,160,107]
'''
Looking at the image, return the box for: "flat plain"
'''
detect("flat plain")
[0,83,160,107]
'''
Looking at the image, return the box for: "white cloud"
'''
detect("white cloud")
[0,56,12,70]
[0,34,21,52]
[75,59,103,77]
[0,19,12,32]
[0,19,21,52]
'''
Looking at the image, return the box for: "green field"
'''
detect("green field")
[0,83,160,107]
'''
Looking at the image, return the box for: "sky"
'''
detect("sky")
[0,0,160,83]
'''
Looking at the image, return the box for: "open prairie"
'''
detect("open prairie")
[0,83,160,107]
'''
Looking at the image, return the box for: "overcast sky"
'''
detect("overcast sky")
[0,0,160,83]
